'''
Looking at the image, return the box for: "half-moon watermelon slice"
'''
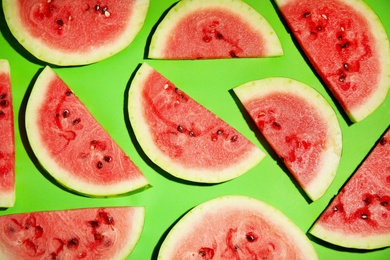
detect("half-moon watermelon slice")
[233,77,342,201]
[310,127,390,249]
[0,206,144,259]
[0,59,15,208]
[127,63,264,183]
[25,66,149,197]
[2,0,149,66]
[158,195,318,259]
[275,0,390,122]
[148,0,283,59]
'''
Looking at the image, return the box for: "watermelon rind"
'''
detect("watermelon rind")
[0,206,145,259]
[128,63,265,183]
[25,66,149,197]
[275,0,390,122]
[2,0,150,66]
[233,77,342,201]
[0,59,15,208]
[158,195,318,259]
[148,0,283,59]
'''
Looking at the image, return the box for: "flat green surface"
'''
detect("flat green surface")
[0,0,389,259]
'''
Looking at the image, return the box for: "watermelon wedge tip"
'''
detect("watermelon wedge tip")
[148,0,283,59]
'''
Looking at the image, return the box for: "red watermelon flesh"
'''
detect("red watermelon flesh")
[275,0,390,122]
[310,128,390,249]
[234,78,342,201]
[0,207,144,259]
[0,60,15,208]
[2,0,149,65]
[25,66,149,197]
[148,0,283,59]
[128,63,264,183]
[158,195,318,259]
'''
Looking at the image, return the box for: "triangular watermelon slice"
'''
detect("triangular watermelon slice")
[275,0,390,122]
[0,59,15,208]
[233,77,342,201]
[0,206,144,259]
[148,0,283,59]
[158,195,318,259]
[310,127,390,249]
[2,0,150,66]
[127,63,265,183]
[25,66,149,197]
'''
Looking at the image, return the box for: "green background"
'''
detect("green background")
[0,0,389,259]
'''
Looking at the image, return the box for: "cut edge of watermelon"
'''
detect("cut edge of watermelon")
[148,0,283,59]
[309,222,390,249]
[158,195,318,259]
[128,63,265,183]
[25,66,149,197]
[233,77,342,201]
[275,0,390,123]
[2,0,150,66]
[0,59,15,208]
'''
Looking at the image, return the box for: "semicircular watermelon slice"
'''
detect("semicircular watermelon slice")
[127,63,264,183]
[25,66,149,197]
[310,127,390,249]
[158,195,318,259]
[275,0,390,122]
[0,59,15,208]
[0,206,144,259]
[2,0,150,66]
[233,77,342,201]
[148,0,283,59]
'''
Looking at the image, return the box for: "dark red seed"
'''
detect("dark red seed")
[198,247,214,258]
[0,111,5,118]
[316,26,322,31]
[0,100,8,106]
[343,63,349,70]
[202,35,212,43]
[67,238,79,248]
[229,51,237,58]
[0,93,6,99]
[380,137,387,145]
[94,4,100,10]
[339,75,346,82]
[246,232,258,242]
[89,220,99,228]
[177,125,184,133]
[63,110,69,118]
[65,90,72,96]
[72,118,80,125]
[361,213,368,219]
[231,135,238,142]
[104,156,112,162]
[303,12,311,18]
[217,129,223,135]
[56,19,64,26]
[189,131,195,137]
[272,121,281,130]
[97,161,103,169]
[216,32,223,39]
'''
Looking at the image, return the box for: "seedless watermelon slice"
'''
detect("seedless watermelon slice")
[148,0,283,59]
[275,0,390,122]
[158,195,318,259]
[234,78,342,201]
[2,0,149,66]
[128,63,264,183]
[0,206,144,259]
[25,66,149,197]
[310,128,390,249]
[0,60,15,208]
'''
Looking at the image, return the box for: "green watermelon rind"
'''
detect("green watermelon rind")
[0,59,15,208]
[0,206,146,259]
[128,63,265,183]
[158,195,318,259]
[2,0,150,66]
[148,0,283,59]
[233,77,342,201]
[25,66,149,197]
[275,0,390,123]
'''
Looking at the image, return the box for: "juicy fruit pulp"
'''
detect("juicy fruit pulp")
[0,60,15,208]
[148,0,283,59]
[158,195,318,259]
[2,0,150,65]
[0,207,144,259]
[234,78,342,201]
[25,66,149,197]
[310,128,390,249]
[128,63,264,183]
[275,0,390,122]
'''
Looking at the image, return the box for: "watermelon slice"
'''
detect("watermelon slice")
[158,195,318,259]
[25,66,149,197]
[275,0,390,122]
[2,0,149,66]
[127,63,264,183]
[0,206,144,259]
[0,59,15,208]
[233,77,342,201]
[148,0,283,59]
[310,127,390,249]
